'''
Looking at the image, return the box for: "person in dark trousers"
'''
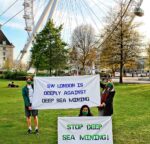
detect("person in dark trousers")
[98,77,115,116]
[22,77,39,134]
[79,105,93,116]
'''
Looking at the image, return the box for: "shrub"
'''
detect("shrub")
[2,71,28,80]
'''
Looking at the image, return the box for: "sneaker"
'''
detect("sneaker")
[27,129,32,134]
[34,129,39,135]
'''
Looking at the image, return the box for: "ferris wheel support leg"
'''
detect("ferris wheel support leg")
[32,0,56,34]
[47,0,59,20]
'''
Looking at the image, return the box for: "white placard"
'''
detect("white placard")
[58,117,113,144]
[32,75,100,109]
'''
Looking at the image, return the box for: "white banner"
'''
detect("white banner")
[32,75,100,109]
[58,117,113,144]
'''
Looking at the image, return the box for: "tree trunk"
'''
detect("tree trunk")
[49,45,52,76]
[119,41,123,83]
[82,62,86,75]
[119,3,123,84]
[149,66,150,80]
[119,60,123,83]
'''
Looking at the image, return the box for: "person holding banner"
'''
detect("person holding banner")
[79,105,93,116]
[22,77,39,134]
[98,77,115,116]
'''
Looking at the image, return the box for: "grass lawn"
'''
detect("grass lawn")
[0,79,149,144]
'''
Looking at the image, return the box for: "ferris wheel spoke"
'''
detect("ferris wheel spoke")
[0,0,20,17]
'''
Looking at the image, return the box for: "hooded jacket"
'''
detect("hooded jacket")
[22,84,34,107]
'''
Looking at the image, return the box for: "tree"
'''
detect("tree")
[3,59,13,70]
[146,44,150,79]
[70,24,97,74]
[30,20,68,75]
[99,0,143,83]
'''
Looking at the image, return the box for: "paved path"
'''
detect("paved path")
[112,77,150,84]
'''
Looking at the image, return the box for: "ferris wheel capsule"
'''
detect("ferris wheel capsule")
[134,7,144,17]
[23,15,31,19]
[23,2,30,7]
[25,26,32,31]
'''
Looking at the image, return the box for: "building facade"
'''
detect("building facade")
[0,30,14,69]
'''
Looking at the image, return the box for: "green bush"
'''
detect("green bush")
[35,72,48,76]
[2,71,28,80]
[36,71,66,76]
[0,74,3,79]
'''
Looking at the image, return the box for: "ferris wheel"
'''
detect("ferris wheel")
[17,0,144,62]
[23,0,34,37]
